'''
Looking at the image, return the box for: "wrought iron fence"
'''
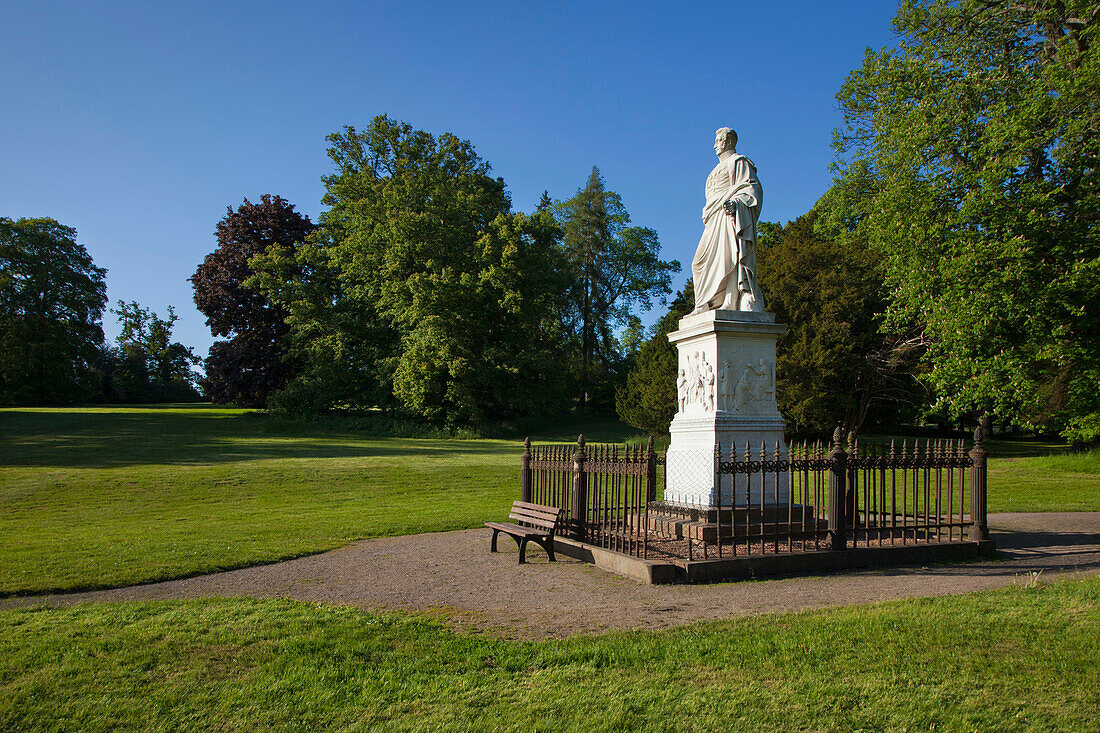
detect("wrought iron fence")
[521,427,990,564]
[524,437,655,558]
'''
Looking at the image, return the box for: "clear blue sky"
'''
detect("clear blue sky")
[1,1,899,359]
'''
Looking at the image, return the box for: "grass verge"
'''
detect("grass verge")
[1,576,1097,731]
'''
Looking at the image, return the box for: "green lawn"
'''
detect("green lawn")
[0,405,529,595]
[988,448,1100,512]
[1,577,1097,731]
[1,405,1096,596]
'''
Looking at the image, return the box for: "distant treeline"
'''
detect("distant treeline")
[0,217,201,405]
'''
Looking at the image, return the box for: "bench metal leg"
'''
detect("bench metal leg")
[490,528,500,552]
[518,538,528,564]
[543,538,555,562]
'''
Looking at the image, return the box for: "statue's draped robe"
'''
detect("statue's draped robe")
[691,154,763,310]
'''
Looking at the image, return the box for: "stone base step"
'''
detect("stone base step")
[647,503,825,543]
[650,518,829,543]
[648,502,819,524]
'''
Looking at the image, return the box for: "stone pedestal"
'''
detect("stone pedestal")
[665,309,788,507]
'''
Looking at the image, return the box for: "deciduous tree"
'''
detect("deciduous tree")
[111,301,201,401]
[833,0,1100,442]
[0,217,107,404]
[191,195,313,407]
[253,116,572,424]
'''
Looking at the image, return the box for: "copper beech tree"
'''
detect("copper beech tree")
[190,195,314,407]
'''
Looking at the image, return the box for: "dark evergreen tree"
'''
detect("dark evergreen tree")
[757,213,923,435]
[556,167,679,410]
[536,190,553,212]
[616,281,695,434]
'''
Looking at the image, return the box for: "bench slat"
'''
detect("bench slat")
[509,507,560,524]
[510,505,559,521]
[508,509,557,524]
[485,521,549,539]
[514,500,561,516]
[508,514,557,531]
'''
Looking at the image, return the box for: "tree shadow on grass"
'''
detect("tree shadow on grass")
[854,433,1071,459]
[0,407,520,469]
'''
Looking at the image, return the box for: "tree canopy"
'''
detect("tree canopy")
[833,0,1100,443]
[757,212,924,435]
[252,115,574,425]
[191,195,314,407]
[555,167,680,409]
[0,217,107,404]
[107,301,201,402]
[615,281,695,434]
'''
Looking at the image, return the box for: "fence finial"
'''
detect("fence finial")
[524,436,531,454]
[833,426,845,449]
[577,434,586,448]
[973,424,983,450]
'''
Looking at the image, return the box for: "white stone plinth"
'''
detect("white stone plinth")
[665,310,789,507]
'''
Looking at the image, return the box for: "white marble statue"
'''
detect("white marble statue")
[690,352,703,405]
[690,127,765,314]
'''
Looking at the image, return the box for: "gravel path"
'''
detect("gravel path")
[4,513,1098,638]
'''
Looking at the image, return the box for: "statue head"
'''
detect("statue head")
[714,127,738,156]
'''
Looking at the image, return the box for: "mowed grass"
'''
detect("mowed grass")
[0,405,530,595]
[2,577,1098,731]
[1,405,1097,596]
[987,447,1100,512]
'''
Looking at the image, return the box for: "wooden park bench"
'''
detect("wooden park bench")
[486,501,562,564]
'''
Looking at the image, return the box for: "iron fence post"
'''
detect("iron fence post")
[846,430,858,534]
[968,426,990,541]
[828,427,848,551]
[572,435,588,541]
[521,436,532,503]
[645,436,657,502]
